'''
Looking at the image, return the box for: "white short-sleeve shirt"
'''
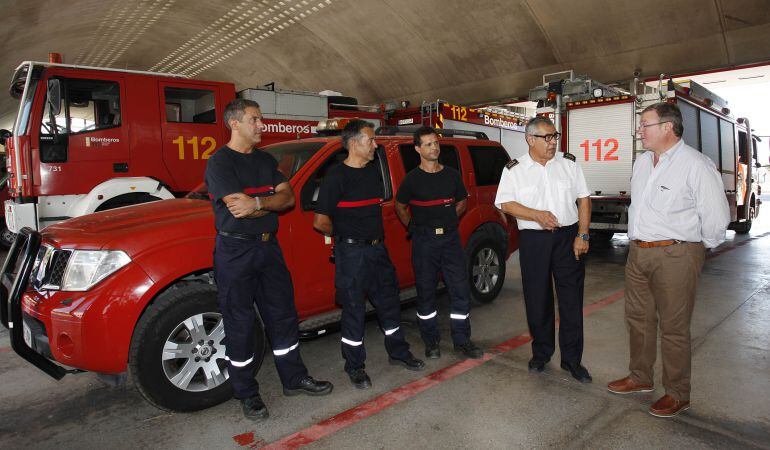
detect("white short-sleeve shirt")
[494,151,591,230]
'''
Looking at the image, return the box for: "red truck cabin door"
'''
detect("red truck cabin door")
[159,82,226,193]
[36,74,129,195]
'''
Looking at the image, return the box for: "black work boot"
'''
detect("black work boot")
[454,340,484,359]
[348,368,372,389]
[388,354,426,371]
[425,343,441,359]
[283,376,334,396]
[241,394,269,421]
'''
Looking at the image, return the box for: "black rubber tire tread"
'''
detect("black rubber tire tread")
[465,227,507,305]
[128,283,266,412]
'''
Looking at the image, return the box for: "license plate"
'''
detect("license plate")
[23,321,32,348]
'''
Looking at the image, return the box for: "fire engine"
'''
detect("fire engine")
[0,55,384,241]
[529,70,761,236]
[388,101,531,159]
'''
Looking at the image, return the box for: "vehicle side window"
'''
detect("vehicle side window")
[468,145,509,186]
[40,78,121,135]
[301,145,391,211]
[398,144,460,172]
[164,87,216,123]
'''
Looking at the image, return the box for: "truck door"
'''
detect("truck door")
[37,76,128,195]
[159,82,223,192]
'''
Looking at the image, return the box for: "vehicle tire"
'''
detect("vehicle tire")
[128,284,267,412]
[734,206,754,234]
[0,226,15,250]
[465,230,506,304]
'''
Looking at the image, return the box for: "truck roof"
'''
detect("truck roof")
[15,61,190,79]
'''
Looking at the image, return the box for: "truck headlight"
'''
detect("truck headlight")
[61,250,131,291]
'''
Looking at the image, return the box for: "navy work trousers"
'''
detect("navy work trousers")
[334,241,411,373]
[518,223,585,364]
[214,234,308,399]
[411,228,471,346]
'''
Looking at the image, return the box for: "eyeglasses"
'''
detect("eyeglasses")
[530,132,561,142]
[637,121,670,129]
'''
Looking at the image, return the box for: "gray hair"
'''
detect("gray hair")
[223,99,260,129]
[525,116,554,135]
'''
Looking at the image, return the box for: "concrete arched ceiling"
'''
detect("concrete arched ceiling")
[2,0,770,129]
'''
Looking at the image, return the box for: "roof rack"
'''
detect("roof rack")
[375,126,488,140]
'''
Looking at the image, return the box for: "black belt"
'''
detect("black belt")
[412,225,456,236]
[521,223,577,233]
[336,237,383,246]
[218,230,273,242]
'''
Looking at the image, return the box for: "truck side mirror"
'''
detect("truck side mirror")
[47,79,62,117]
[0,129,11,146]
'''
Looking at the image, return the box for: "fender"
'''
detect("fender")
[68,177,174,217]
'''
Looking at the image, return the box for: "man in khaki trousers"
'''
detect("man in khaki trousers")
[607,103,730,418]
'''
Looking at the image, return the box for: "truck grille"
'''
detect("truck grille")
[30,246,72,291]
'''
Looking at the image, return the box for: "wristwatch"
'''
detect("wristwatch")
[578,233,590,241]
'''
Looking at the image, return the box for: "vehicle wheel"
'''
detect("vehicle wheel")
[466,231,506,304]
[0,226,15,250]
[128,284,266,412]
[734,206,754,234]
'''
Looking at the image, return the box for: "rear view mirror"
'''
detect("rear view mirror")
[0,129,11,146]
[47,79,62,116]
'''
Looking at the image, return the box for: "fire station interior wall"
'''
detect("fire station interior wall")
[567,102,634,195]
[239,89,327,120]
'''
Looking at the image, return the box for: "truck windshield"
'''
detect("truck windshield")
[185,140,328,200]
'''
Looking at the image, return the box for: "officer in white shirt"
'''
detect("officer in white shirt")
[608,103,729,418]
[495,116,593,383]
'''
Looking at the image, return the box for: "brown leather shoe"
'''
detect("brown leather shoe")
[649,394,690,418]
[607,376,654,394]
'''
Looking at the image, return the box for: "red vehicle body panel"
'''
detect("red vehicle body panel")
[20,136,518,374]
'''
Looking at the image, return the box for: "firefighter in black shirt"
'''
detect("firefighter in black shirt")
[395,126,483,360]
[314,119,425,389]
[205,99,332,421]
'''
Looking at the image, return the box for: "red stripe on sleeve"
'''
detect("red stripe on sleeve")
[244,185,274,195]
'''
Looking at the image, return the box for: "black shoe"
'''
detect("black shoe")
[454,341,484,359]
[425,343,441,359]
[528,357,550,373]
[348,368,372,389]
[388,354,426,371]
[241,394,269,421]
[283,376,334,396]
[561,361,592,383]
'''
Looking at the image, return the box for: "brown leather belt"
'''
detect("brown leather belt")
[633,239,680,248]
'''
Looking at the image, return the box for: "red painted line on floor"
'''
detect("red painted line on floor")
[253,289,626,449]
[0,346,11,353]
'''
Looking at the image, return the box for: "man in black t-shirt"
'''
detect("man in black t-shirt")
[205,99,332,421]
[314,120,425,389]
[395,127,483,360]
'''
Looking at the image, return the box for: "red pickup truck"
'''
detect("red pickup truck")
[1,130,518,411]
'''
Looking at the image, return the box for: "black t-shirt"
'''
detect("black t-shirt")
[316,162,384,240]
[204,146,287,234]
[395,166,468,228]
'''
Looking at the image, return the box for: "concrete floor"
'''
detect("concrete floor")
[1,200,769,449]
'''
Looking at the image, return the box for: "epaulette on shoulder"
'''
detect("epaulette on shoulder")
[505,159,519,170]
[563,152,576,162]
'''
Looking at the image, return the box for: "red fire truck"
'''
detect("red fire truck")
[0,57,383,241]
[529,71,761,236]
[388,101,531,159]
